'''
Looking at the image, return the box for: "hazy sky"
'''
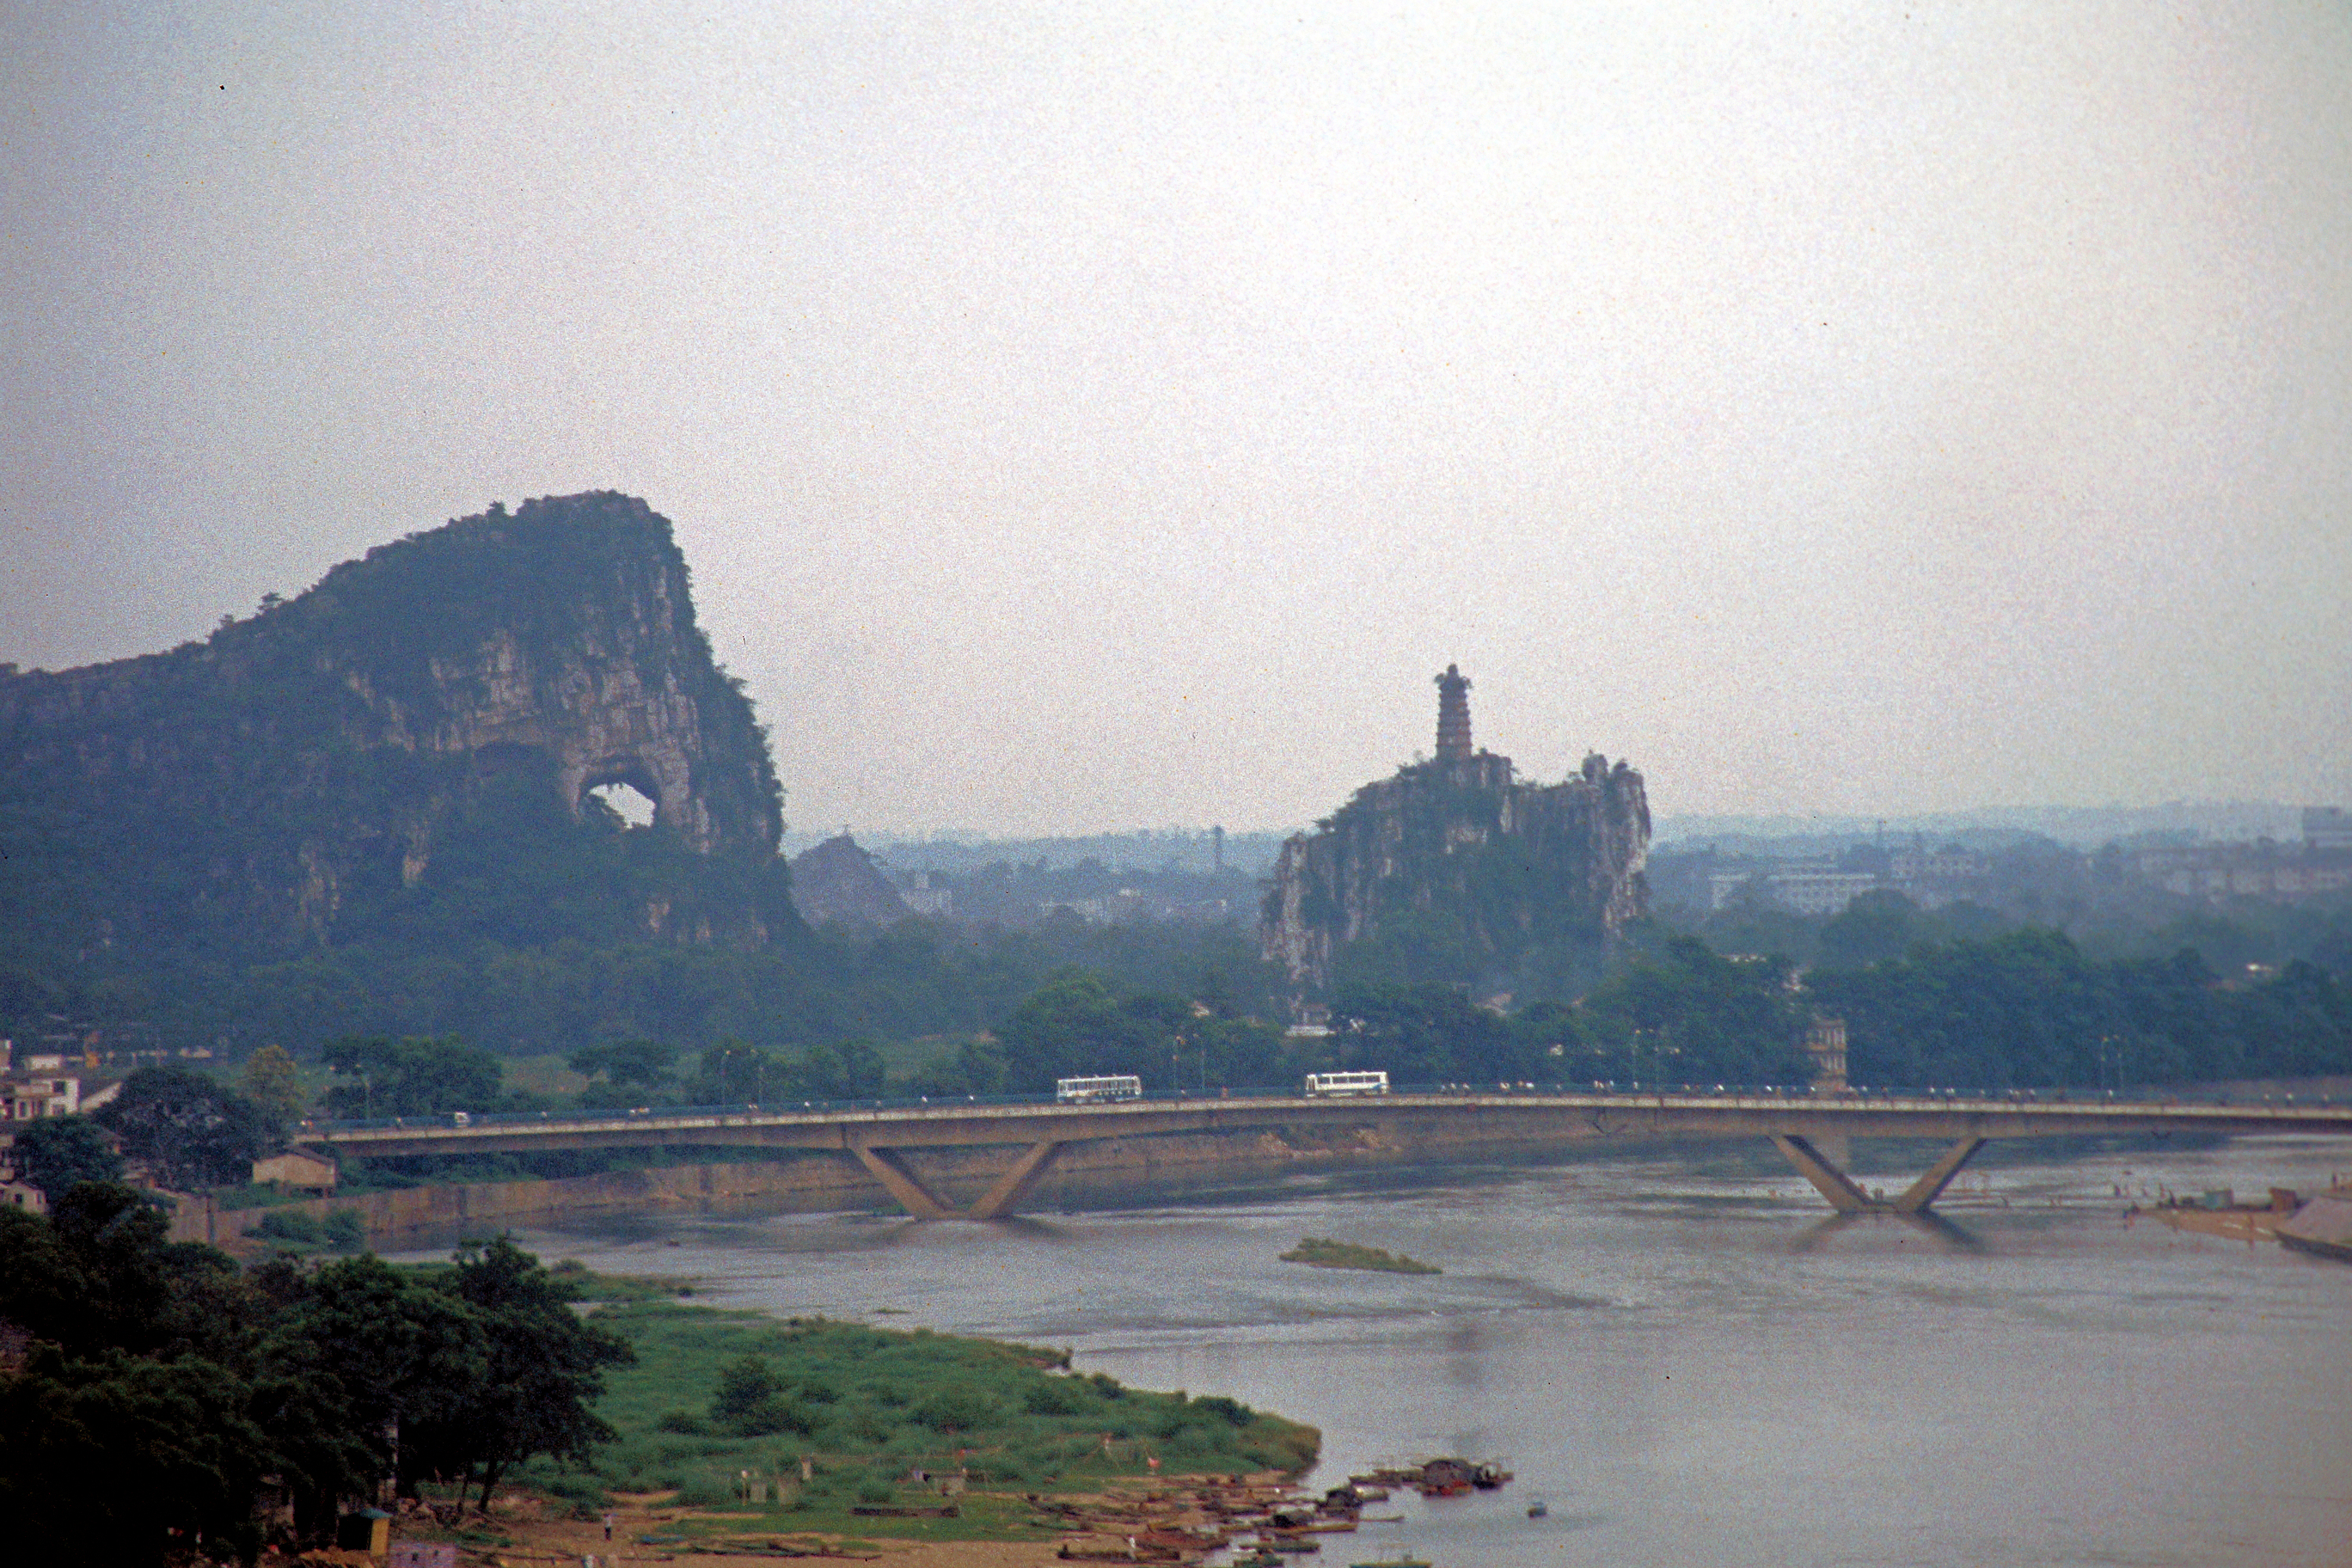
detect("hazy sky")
[7,2,2349,836]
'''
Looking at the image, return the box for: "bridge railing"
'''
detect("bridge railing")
[292,1080,2345,1136]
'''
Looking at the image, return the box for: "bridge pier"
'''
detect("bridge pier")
[1894,1136,1988,1214]
[849,1145,956,1219]
[853,1138,1069,1221]
[968,1139,1065,1220]
[1770,1134,1988,1216]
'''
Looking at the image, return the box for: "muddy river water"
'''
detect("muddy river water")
[428,1136,2352,1567]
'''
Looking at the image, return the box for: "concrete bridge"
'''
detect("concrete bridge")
[297,1088,2352,1222]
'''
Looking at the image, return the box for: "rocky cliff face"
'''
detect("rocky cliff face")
[1261,689,1649,995]
[0,493,789,953]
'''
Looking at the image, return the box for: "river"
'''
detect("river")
[407,1135,2352,1567]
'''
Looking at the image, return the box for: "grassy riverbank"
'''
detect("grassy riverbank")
[1279,1237,1441,1275]
[505,1268,1319,1540]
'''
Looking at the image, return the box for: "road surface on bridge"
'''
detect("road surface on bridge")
[296,1087,2352,1221]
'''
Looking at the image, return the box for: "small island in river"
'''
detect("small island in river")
[1280,1237,1442,1275]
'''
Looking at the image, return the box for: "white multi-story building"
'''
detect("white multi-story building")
[3,1075,82,1119]
[1709,867,1885,916]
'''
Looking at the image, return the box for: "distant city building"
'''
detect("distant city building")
[1707,847,1991,916]
[1709,867,1885,916]
[2128,836,2352,903]
[2306,807,2352,851]
[893,869,955,917]
[1804,1015,1849,1093]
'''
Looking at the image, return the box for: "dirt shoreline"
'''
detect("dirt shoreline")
[301,1473,1322,1568]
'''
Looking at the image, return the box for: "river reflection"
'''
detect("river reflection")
[414,1136,2352,1567]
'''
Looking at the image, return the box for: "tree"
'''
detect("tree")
[95,1067,283,1191]
[1803,926,2352,1089]
[992,969,1202,1092]
[1322,983,1529,1084]
[241,1044,308,1119]
[1579,937,1808,1085]
[0,1345,273,1568]
[410,1237,635,1512]
[783,1037,889,1100]
[3,1183,253,1362]
[266,1253,489,1529]
[12,1114,126,1198]
[0,1184,270,1567]
[1816,889,1930,970]
[568,1038,677,1088]
[0,1191,636,1558]
[320,1035,505,1118]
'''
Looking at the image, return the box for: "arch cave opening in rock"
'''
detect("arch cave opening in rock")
[585,780,658,830]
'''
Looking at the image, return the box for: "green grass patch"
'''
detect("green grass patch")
[504,1273,1319,1539]
[1278,1237,1441,1275]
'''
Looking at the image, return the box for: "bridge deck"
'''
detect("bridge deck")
[298,1088,2352,1161]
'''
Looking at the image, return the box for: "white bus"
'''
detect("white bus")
[1303,1070,1390,1098]
[1056,1075,1144,1104]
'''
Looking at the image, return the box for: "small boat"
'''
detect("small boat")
[1526,1498,1548,1519]
[1348,1557,1430,1568]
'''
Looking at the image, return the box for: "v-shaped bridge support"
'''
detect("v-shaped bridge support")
[1771,1134,1987,1216]
[851,1140,1066,1221]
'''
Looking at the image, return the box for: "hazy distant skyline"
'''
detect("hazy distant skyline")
[8,3,2349,836]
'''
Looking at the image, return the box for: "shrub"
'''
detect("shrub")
[710,1356,821,1435]
[250,1209,323,1244]
[654,1411,710,1435]
[839,1410,894,1443]
[712,1356,786,1424]
[732,1397,821,1437]
[322,1208,366,1252]
[539,1473,609,1505]
[1023,1377,1090,1416]
[913,1384,996,1432]
[1192,1394,1253,1427]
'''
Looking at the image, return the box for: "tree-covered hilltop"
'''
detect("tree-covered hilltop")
[1264,750,1651,1001]
[0,493,787,973]
[0,493,1308,1066]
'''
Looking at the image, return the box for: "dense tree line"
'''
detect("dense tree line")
[0,1186,629,1567]
[1,902,1283,1069]
[1808,926,2352,1089]
[278,927,2352,1141]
